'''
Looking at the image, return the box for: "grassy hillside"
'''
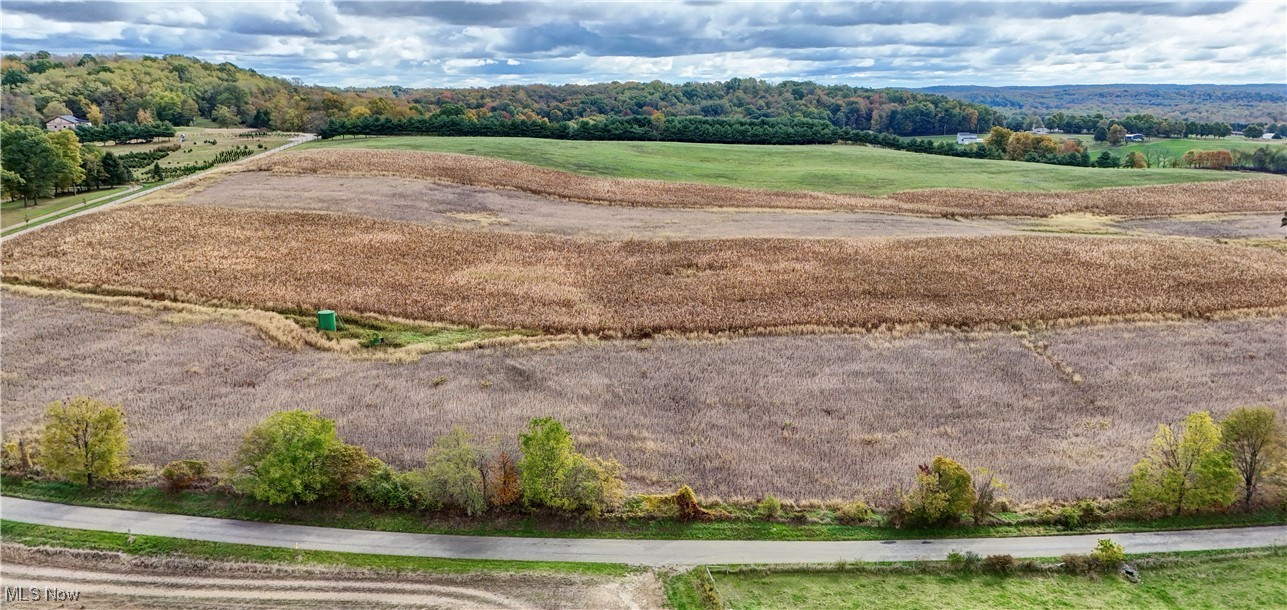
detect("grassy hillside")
[303,137,1252,195]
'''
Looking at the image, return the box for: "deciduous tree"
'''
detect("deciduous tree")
[40,397,128,487]
[422,427,486,515]
[1220,407,1284,511]
[1129,412,1239,516]
[233,410,346,505]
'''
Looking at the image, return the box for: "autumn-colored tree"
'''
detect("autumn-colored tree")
[485,450,522,507]
[1058,139,1085,154]
[211,104,240,128]
[1220,407,1285,511]
[984,126,1013,151]
[85,103,103,125]
[136,108,154,124]
[1124,151,1148,169]
[896,456,975,527]
[1129,412,1238,516]
[46,129,85,192]
[40,397,129,487]
[1004,132,1057,160]
[1107,123,1127,145]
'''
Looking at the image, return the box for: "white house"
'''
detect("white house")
[1262,132,1277,140]
[45,115,91,131]
[1124,133,1145,143]
[956,132,979,145]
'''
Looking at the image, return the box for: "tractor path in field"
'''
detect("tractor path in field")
[4,498,1284,567]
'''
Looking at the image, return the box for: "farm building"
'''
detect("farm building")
[1030,127,1051,135]
[1262,132,1277,139]
[1124,133,1145,142]
[956,132,979,144]
[45,115,91,131]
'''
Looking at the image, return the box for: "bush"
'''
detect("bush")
[233,410,349,505]
[484,451,521,508]
[1055,499,1104,529]
[518,417,624,515]
[971,468,1008,525]
[421,427,486,515]
[1090,539,1126,570]
[835,500,873,524]
[160,460,208,493]
[1060,553,1094,575]
[896,457,975,527]
[355,463,424,510]
[758,494,783,519]
[946,550,980,572]
[982,554,1017,575]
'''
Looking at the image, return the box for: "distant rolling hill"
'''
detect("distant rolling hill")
[916,84,1286,124]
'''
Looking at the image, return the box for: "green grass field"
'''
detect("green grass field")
[300,136,1254,195]
[1,186,130,229]
[714,555,1287,610]
[101,126,289,174]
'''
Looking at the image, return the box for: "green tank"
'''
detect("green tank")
[317,310,337,331]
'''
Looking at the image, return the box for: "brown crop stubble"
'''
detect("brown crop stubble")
[255,149,1287,217]
[4,205,1287,335]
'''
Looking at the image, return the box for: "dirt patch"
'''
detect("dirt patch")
[0,544,655,609]
[5,205,1286,334]
[4,291,1283,501]
[1115,213,1287,239]
[252,149,1287,217]
[179,172,1017,239]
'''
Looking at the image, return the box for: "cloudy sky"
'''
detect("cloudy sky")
[3,1,1284,88]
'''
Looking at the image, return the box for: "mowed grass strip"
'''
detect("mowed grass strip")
[299,136,1267,195]
[4,205,1286,335]
[713,555,1287,610]
[258,149,1286,217]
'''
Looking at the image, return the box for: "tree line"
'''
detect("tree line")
[1,123,130,204]
[8,398,1283,529]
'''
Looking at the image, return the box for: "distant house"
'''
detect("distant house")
[45,115,91,131]
[1031,127,1050,135]
[956,132,979,145]
[1262,132,1277,140]
[1124,133,1145,143]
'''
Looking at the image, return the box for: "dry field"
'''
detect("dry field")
[182,173,1287,241]
[255,149,1287,217]
[4,291,1284,501]
[4,205,1286,335]
[0,545,661,610]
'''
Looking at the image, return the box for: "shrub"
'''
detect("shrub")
[758,494,783,519]
[233,410,347,505]
[1,435,39,476]
[320,442,377,501]
[1055,499,1104,529]
[674,485,712,521]
[971,468,1008,525]
[40,397,129,488]
[982,554,1016,575]
[1090,539,1126,570]
[835,500,873,524]
[356,463,424,510]
[421,427,486,515]
[485,451,521,508]
[946,550,980,572]
[1060,553,1094,575]
[897,457,975,527]
[518,417,624,515]
[160,460,208,493]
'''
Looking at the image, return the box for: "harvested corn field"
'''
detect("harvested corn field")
[256,149,1287,217]
[3,290,1284,501]
[4,205,1287,334]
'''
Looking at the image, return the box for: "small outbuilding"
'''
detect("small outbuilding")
[956,132,979,145]
[45,115,91,131]
[1124,133,1145,143]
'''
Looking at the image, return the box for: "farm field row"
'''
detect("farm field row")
[298,136,1261,195]
[184,172,1287,241]
[97,126,292,170]
[257,149,1286,217]
[3,289,1283,501]
[5,204,1286,334]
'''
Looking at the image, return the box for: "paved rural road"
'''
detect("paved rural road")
[0,133,314,242]
[4,498,1284,567]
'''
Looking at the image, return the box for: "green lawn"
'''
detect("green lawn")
[1,186,131,229]
[715,554,1287,610]
[0,521,630,576]
[4,479,1282,544]
[299,136,1254,195]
